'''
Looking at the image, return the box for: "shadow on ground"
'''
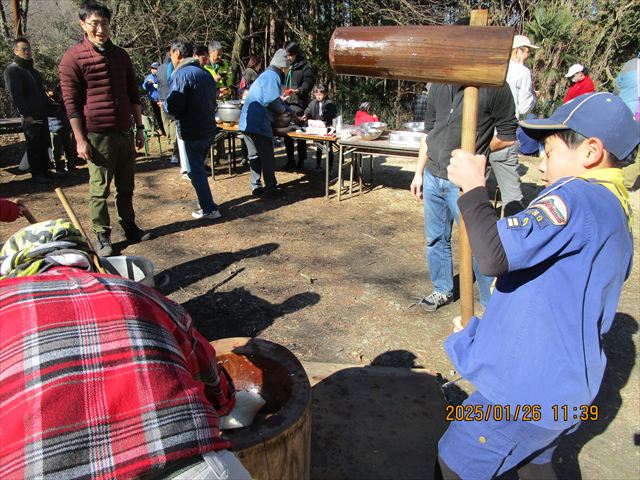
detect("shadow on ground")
[310,351,460,480]
[553,312,638,479]
[155,242,320,340]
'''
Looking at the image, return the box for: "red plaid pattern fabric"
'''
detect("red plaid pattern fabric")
[0,267,236,479]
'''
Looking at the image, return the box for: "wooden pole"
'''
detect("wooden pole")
[54,187,107,274]
[16,200,36,224]
[459,10,488,325]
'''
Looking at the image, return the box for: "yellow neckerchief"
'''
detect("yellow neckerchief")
[579,168,632,229]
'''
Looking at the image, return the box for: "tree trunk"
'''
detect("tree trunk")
[268,5,276,55]
[0,0,12,39]
[231,0,253,86]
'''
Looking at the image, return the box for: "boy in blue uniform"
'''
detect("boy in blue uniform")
[436,92,639,479]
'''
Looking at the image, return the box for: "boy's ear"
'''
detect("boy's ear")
[582,137,606,169]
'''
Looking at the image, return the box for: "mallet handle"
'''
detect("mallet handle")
[459,9,489,325]
[55,187,106,274]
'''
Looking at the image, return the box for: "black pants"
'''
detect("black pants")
[315,146,334,170]
[284,136,307,167]
[150,102,166,136]
[23,118,52,176]
[51,126,77,170]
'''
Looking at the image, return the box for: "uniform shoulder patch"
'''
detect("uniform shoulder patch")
[528,195,569,226]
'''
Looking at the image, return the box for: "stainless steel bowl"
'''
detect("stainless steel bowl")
[402,121,425,132]
[217,100,242,123]
[272,112,292,128]
[361,122,387,131]
[358,128,383,141]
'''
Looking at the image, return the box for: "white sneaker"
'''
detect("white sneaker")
[181,172,189,180]
[192,209,222,220]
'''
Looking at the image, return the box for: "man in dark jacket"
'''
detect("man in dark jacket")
[3,37,56,184]
[165,39,220,221]
[283,42,315,170]
[59,0,150,256]
[410,83,517,312]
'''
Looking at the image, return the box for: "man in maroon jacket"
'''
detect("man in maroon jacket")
[59,0,150,256]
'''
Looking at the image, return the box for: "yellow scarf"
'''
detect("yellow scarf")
[579,168,632,229]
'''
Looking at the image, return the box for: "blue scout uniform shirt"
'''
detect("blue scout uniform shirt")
[142,72,159,102]
[239,67,289,138]
[445,169,633,429]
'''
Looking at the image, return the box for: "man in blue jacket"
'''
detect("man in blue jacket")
[165,39,220,220]
[142,61,165,136]
[239,49,294,198]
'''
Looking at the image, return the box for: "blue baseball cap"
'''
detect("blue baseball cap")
[520,92,640,161]
[150,62,160,69]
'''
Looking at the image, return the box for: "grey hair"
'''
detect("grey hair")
[208,41,222,51]
[170,38,193,58]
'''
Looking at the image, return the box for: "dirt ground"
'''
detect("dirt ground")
[1,133,638,479]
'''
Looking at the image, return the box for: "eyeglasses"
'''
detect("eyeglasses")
[83,20,110,30]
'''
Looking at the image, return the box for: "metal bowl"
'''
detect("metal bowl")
[272,112,292,128]
[360,122,387,131]
[402,121,425,132]
[217,100,242,123]
[358,127,383,141]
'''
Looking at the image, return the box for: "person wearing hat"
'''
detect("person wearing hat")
[563,63,594,103]
[239,48,296,198]
[488,34,539,216]
[435,92,638,479]
[142,60,165,136]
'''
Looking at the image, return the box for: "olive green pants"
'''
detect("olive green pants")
[87,131,136,235]
[623,152,639,191]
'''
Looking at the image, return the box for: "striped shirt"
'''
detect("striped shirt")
[0,267,235,479]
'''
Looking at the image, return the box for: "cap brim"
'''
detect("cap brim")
[519,118,569,141]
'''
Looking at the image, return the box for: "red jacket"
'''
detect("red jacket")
[354,110,379,126]
[59,37,140,133]
[0,199,20,222]
[563,74,595,104]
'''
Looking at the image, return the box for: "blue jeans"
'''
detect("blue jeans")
[422,169,493,307]
[184,135,217,213]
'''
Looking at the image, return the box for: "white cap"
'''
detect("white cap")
[565,64,584,78]
[512,35,539,50]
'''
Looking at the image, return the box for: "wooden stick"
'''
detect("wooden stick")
[16,200,37,224]
[459,9,488,325]
[54,187,106,274]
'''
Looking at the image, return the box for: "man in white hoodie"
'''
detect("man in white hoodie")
[488,34,539,216]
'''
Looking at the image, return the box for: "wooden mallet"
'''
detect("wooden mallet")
[329,11,513,323]
[55,187,107,274]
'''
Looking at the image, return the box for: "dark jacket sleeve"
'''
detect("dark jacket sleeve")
[58,51,85,120]
[125,54,141,106]
[267,97,288,114]
[304,100,314,118]
[165,74,188,118]
[322,100,337,125]
[299,65,315,98]
[423,86,437,133]
[457,186,509,276]
[4,66,29,116]
[493,84,517,141]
